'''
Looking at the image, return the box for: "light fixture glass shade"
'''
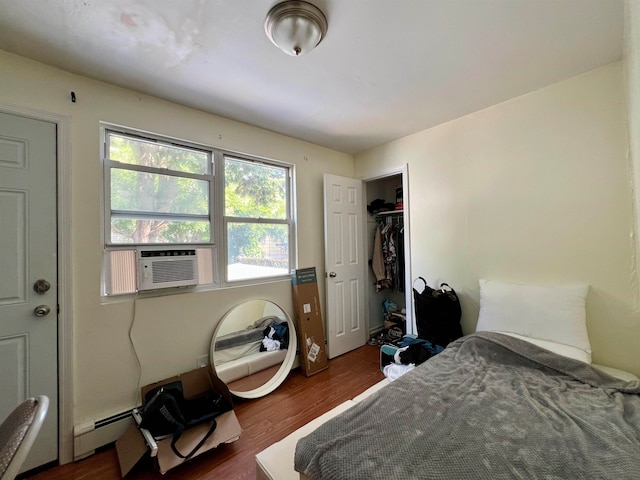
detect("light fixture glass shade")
[265,1,328,56]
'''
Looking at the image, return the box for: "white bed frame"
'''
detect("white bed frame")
[255,379,390,480]
[216,349,287,384]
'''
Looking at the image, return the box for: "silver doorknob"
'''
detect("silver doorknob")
[329,272,337,278]
[33,279,51,294]
[34,305,51,317]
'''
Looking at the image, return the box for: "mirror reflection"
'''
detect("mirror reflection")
[210,299,297,399]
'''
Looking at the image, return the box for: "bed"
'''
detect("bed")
[291,280,640,480]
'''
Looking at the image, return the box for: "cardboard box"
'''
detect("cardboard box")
[291,267,328,376]
[115,367,242,476]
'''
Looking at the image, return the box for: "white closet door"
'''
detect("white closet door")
[323,174,366,358]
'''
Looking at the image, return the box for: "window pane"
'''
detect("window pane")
[111,168,209,215]
[227,222,289,281]
[109,132,209,175]
[111,218,210,244]
[225,157,287,219]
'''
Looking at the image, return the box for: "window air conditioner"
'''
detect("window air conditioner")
[136,248,199,291]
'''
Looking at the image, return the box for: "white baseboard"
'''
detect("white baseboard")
[73,411,133,460]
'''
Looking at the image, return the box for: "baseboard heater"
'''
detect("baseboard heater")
[73,409,134,460]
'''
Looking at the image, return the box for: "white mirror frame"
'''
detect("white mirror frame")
[209,299,297,399]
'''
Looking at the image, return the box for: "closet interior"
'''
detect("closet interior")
[365,173,408,343]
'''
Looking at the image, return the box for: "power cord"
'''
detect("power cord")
[129,293,142,407]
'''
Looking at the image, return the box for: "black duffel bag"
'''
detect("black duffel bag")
[413,277,462,348]
[139,380,231,460]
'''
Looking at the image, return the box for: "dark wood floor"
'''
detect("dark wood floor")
[28,344,384,480]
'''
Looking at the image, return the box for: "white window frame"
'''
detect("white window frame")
[101,124,296,295]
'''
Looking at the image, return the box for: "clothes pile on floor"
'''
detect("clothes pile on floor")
[380,335,444,380]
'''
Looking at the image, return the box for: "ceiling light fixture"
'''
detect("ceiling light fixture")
[264,1,328,57]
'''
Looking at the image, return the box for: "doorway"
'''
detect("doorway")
[323,169,412,359]
[364,168,413,341]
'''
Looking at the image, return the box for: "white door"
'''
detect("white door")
[0,112,58,472]
[323,174,366,358]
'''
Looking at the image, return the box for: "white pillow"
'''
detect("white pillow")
[476,279,591,362]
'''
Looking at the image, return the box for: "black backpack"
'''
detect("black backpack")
[413,277,463,348]
[139,381,230,460]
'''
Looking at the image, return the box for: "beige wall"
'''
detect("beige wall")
[356,62,640,376]
[0,50,354,423]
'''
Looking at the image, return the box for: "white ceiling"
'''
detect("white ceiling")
[0,0,624,155]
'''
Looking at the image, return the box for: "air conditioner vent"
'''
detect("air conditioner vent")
[137,248,198,291]
[151,259,195,283]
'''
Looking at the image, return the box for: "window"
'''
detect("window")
[106,131,212,244]
[102,126,295,295]
[224,155,291,282]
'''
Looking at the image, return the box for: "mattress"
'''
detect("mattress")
[295,332,640,479]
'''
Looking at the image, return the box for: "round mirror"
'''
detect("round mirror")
[210,299,297,399]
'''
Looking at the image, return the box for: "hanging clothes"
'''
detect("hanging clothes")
[372,223,392,291]
[372,224,386,285]
[371,215,404,292]
[397,227,405,292]
[382,222,397,288]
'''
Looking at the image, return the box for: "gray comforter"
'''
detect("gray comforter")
[294,332,640,479]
